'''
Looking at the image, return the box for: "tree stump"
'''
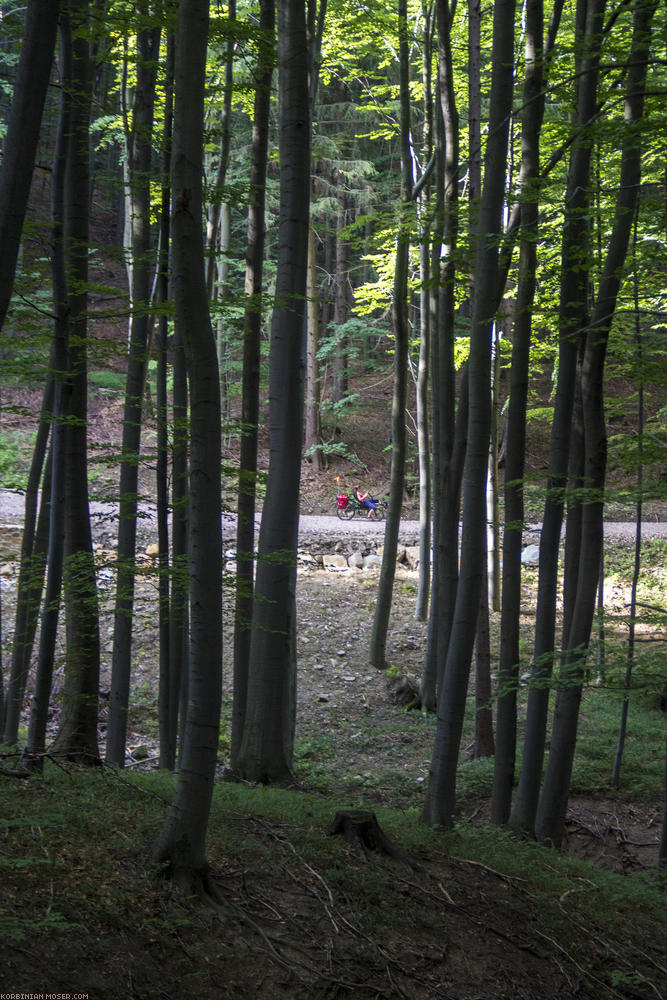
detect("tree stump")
[327,810,420,869]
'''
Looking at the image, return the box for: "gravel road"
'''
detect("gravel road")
[1,488,665,542]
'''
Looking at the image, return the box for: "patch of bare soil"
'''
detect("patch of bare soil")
[562,798,664,872]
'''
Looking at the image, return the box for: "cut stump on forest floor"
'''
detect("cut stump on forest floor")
[327,809,421,870]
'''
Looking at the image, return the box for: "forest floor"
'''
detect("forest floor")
[0,758,665,1000]
[1,502,666,998]
[1,360,666,998]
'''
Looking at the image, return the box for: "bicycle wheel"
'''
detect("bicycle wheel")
[369,505,384,521]
[337,504,356,520]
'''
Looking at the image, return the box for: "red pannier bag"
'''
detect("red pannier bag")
[337,493,349,510]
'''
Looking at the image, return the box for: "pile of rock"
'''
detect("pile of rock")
[219,538,423,575]
[301,542,423,574]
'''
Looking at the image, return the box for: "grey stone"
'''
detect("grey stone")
[323,553,348,571]
[362,554,383,569]
[521,544,540,564]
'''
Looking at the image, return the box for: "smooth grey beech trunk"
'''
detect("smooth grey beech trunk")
[611,227,643,790]
[234,0,311,783]
[331,179,350,403]
[414,241,431,624]
[493,0,566,304]
[107,16,161,767]
[305,218,324,470]
[303,2,328,470]
[561,359,585,655]
[414,6,434,625]
[510,0,607,835]
[153,0,223,886]
[205,0,235,302]
[367,0,413,670]
[230,0,275,767]
[423,0,515,828]
[420,0,462,710]
[474,560,495,758]
[157,30,177,771]
[491,0,545,824]
[535,0,656,846]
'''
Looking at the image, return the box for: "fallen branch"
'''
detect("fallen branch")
[0,763,33,779]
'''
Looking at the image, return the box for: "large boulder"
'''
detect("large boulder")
[322,553,349,572]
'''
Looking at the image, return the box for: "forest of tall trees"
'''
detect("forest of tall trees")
[0,0,665,897]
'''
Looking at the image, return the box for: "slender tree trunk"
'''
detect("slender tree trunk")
[107,15,161,767]
[510,0,605,834]
[0,580,3,735]
[612,215,643,789]
[305,217,324,470]
[414,2,434,625]
[320,224,334,370]
[474,560,495,758]
[157,27,176,770]
[2,385,53,745]
[414,233,431,623]
[332,180,349,403]
[24,49,71,766]
[206,0,236,395]
[423,0,515,827]
[486,324,501,612]
[0,0,60,333]
[661,736,667,866]
[561,354,585,653]
[230,0,275,767]
[153,0,223,888]
[303,0,327,469]
[161,14,189,774]
[368,0,413,670]
[53,1,101,763]
[306,0,327,108]
[420,2,461,709]
[535,0,656,847]
[491,0,544,823]
[467,0,481,226]
[611,477,640,789]
[170,346,189,770]
[206,0,235,300]
[25,443,65,767]
[234,0,310,783]
[494,0,565,307]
